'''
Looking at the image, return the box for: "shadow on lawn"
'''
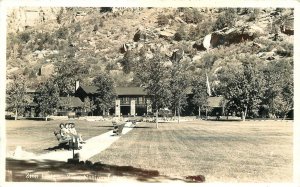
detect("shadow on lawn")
[44,143,70,151]
[6,158,205,183]
[95,125,114,128]
[133,126,152,129]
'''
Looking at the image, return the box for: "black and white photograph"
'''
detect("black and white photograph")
[1,0,299,184]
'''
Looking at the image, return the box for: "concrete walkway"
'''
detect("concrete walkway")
[18,122,134,162]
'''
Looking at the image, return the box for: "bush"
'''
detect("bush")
[181,8,203,24]
[19,32,31,43]
[157,14,169,26]
[174,24,188,41]
[93,24,99,32]
[56,27,68,39]
[247,9,260,22]
[100,7,113,13]
[213,8,237,31]
[189,21,213,41]
[74,23,82,33]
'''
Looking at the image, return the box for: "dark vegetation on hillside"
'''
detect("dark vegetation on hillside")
[6,7,294,119]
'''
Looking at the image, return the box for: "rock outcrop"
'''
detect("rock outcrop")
[193,26,260,51]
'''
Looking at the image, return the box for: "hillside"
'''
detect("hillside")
[6,7,294,89]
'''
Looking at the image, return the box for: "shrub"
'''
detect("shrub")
[157,14,169,26]
[248,9,260,22]
[213,8,237,31]
[19,32,31,43]
[174,24,188,41]
[181,8,203,24]
[74,23,82,33]
[56,27,68,39]
[189,21,213,41]
[93,24,99,32]
[100,7,113,13]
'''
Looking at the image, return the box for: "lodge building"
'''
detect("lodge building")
[23,81,225,118]
[74,83,152,116]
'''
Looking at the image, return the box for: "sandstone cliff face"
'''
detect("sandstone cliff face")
[7,7,61,32]
[6,7,294,87]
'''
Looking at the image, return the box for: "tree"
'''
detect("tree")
[136,50,171,128]
[6,75,28,120]
[169,50,190,123]
[52,59,88,96]
[92,72,116,116]
[82,97,96,116]
[262,60,293,118]
[218,56,266,121]
[277,80,293,119]
[120,51,136,74]
[191,73,209,118]
[34,80,60,120]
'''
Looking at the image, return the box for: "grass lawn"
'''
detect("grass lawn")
[90,120,293,182]
[6,119,113,155]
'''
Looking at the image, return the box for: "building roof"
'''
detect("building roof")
[115,87,147,96]
[78,85,147,96]
[58,97,83,108]
[207,96,224,108]
[80,85,99,94]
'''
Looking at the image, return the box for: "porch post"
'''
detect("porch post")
[130,99,136,116]
[115,99,120,117]
[146,99,152,114]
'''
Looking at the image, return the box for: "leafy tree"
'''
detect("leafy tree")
[34,80,59,120]
[92,72,116,116]
[82,97,96,116]
[262,60,293,118]
[191,72,209,117]
[136,50,171,128]
[120,51,136,74]
[52,59,89,96]
[218,56,266,121]
[6,75,28,120]
[169,50,190,123]
[277,80,293,119]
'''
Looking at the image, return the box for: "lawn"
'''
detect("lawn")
[6,119,113,155]
[90,120,293,182]
[5,119,293,182]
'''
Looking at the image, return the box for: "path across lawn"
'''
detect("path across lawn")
[9,122,134,162]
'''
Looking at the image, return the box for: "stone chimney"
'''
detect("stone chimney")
[75,80,80,92]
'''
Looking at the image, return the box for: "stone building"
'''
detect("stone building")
[74,82,151,116]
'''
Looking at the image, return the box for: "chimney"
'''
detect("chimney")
[75,80,80,92]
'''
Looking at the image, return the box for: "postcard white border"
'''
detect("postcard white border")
[0,0,299,187]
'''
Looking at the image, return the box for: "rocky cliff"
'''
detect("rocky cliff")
[6,7,294,88]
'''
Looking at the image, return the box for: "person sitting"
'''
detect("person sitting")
[69,123,85,144]
[59,123,72,141]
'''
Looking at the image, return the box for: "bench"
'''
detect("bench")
[112,122,126,135]
[54,131,82,150]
